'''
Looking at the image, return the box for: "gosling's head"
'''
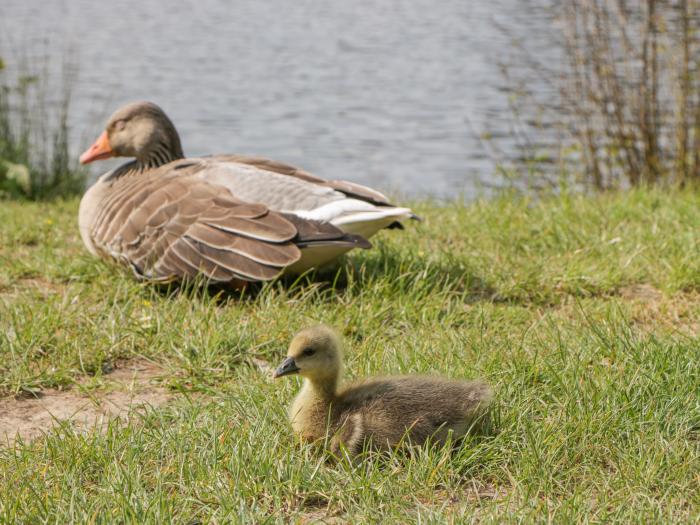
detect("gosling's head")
[273,325,343,381]
[79,101,183,165]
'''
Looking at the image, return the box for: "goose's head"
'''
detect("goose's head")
[80,101,184,167]
[274,325,343,382]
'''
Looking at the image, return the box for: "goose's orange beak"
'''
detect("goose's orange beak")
[79,131,113,164]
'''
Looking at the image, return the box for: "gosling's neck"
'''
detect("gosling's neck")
[290,368,342,438]
[302,369,341,402]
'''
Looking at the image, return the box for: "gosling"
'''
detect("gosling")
[273,325,493,457]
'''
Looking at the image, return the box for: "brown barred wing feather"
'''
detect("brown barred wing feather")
[89,174,303,283]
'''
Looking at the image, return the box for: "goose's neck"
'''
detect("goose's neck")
[109,142,185,182]
[136,139,184,171]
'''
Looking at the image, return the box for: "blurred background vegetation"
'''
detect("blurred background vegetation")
[0,53,85,200]
[503,0,700,190]
[559,0,700,189]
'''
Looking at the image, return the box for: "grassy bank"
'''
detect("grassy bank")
[0,189,699,523]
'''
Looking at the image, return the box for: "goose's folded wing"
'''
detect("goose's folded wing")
[194,156,416,232]
[89,173,368,282]
[214,154,393,206]
[90,175,301,282]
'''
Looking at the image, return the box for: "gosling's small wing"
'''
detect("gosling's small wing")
[87,166,365,283]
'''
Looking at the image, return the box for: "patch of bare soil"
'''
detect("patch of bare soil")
[420,482,506,510]
[0,276,66,300]
[620,286,700,335]
[552,284,700,336]
[0,360,172,445]
[293,482,507,523]
[618,283,664,302]
[299,511,346,524]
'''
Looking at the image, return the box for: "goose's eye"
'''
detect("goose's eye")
[113,120,126,131]
[302,348,315,357]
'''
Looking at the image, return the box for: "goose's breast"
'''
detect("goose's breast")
[78,179,110,256]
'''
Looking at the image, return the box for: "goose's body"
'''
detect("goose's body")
[274,326,493,458]
[79,102,415,286]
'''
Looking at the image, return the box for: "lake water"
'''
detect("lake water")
[1,0,558,198]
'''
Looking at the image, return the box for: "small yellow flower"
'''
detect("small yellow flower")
[45,219,54,225]
[142,300,152,308]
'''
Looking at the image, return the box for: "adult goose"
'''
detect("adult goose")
[79,102,415,287]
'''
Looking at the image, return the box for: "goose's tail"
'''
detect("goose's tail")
[330,205,417,239]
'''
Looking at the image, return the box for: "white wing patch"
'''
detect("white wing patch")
[291,199,413,238]
[289,199,377,222]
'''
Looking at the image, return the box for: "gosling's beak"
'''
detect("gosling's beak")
[79,130,113,164]
[273,357,300,378]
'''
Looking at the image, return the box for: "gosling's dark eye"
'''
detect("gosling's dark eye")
[302,348,315,357]
[113,119,126,131]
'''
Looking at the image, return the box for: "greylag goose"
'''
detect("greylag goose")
[274,325,493,458]
[79,102,415,287]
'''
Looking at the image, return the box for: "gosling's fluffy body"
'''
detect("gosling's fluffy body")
[276,326,493,456]
[292,374,493,456]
